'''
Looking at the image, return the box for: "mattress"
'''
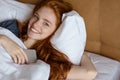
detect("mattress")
[86,51,120,80]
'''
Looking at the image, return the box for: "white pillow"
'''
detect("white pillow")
[50,10,86,65]
[0,0,34,23]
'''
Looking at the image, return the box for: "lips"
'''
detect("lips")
[30,27,41,34]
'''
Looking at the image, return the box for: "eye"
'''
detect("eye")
[43,22,49,27]
[32,14,39,20]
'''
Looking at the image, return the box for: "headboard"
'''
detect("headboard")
[17,0,120,61]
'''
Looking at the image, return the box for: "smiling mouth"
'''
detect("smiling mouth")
[30,28,41,34]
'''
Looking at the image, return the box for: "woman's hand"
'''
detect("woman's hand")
[0,34,28,64]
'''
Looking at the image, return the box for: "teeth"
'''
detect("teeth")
[31,28,39,33]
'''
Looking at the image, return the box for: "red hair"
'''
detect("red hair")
[22,0,73,79]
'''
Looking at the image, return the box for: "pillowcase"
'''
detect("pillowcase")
[0,0,34,23]
[50,10,86,65]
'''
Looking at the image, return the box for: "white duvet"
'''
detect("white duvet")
[0,27,50,80]
[86,51,120,80]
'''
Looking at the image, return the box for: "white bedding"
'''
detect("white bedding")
[86,51,120,80]
[0,27,50,80]
[1,0,120,80]
[0,0,34,23]
[0,27,120,80]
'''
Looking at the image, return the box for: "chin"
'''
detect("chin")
[28,33,36,39]
[28,34,42,40]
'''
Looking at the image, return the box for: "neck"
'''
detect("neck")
[24,38,37,48]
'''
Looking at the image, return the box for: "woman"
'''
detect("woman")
[0,0,97,80]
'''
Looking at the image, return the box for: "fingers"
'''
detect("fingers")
[12,55,18,64]
[21,50,29,64]
[11,49,29,64]
[16,53,25,64]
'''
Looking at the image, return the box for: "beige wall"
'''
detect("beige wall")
[65,0,120,61]
[18,0,120,61]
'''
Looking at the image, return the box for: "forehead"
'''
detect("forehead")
[36,7,57,24]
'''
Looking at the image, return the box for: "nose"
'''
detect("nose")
[33,20,41,27]
[33,20,42,31]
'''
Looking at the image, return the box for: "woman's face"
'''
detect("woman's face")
[27,6,57,40]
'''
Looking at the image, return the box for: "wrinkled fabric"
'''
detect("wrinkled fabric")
[0,27,50,80]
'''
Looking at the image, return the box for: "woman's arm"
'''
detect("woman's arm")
[0,34,28,64]
[67,52,97,80]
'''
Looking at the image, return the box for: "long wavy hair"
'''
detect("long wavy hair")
[21,0,73,79]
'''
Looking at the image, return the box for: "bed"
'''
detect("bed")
[0,0,120,80]
[86,51,120,80]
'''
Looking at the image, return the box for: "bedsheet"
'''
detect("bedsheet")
[0,27,120,80]
[0,27,50,80]
[86,51,120,80]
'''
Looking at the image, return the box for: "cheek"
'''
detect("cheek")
[28,19,35,30]
[28,19,33,26]
[45,28,56,37]
[28,17,36,26]
[27,24,31,33]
